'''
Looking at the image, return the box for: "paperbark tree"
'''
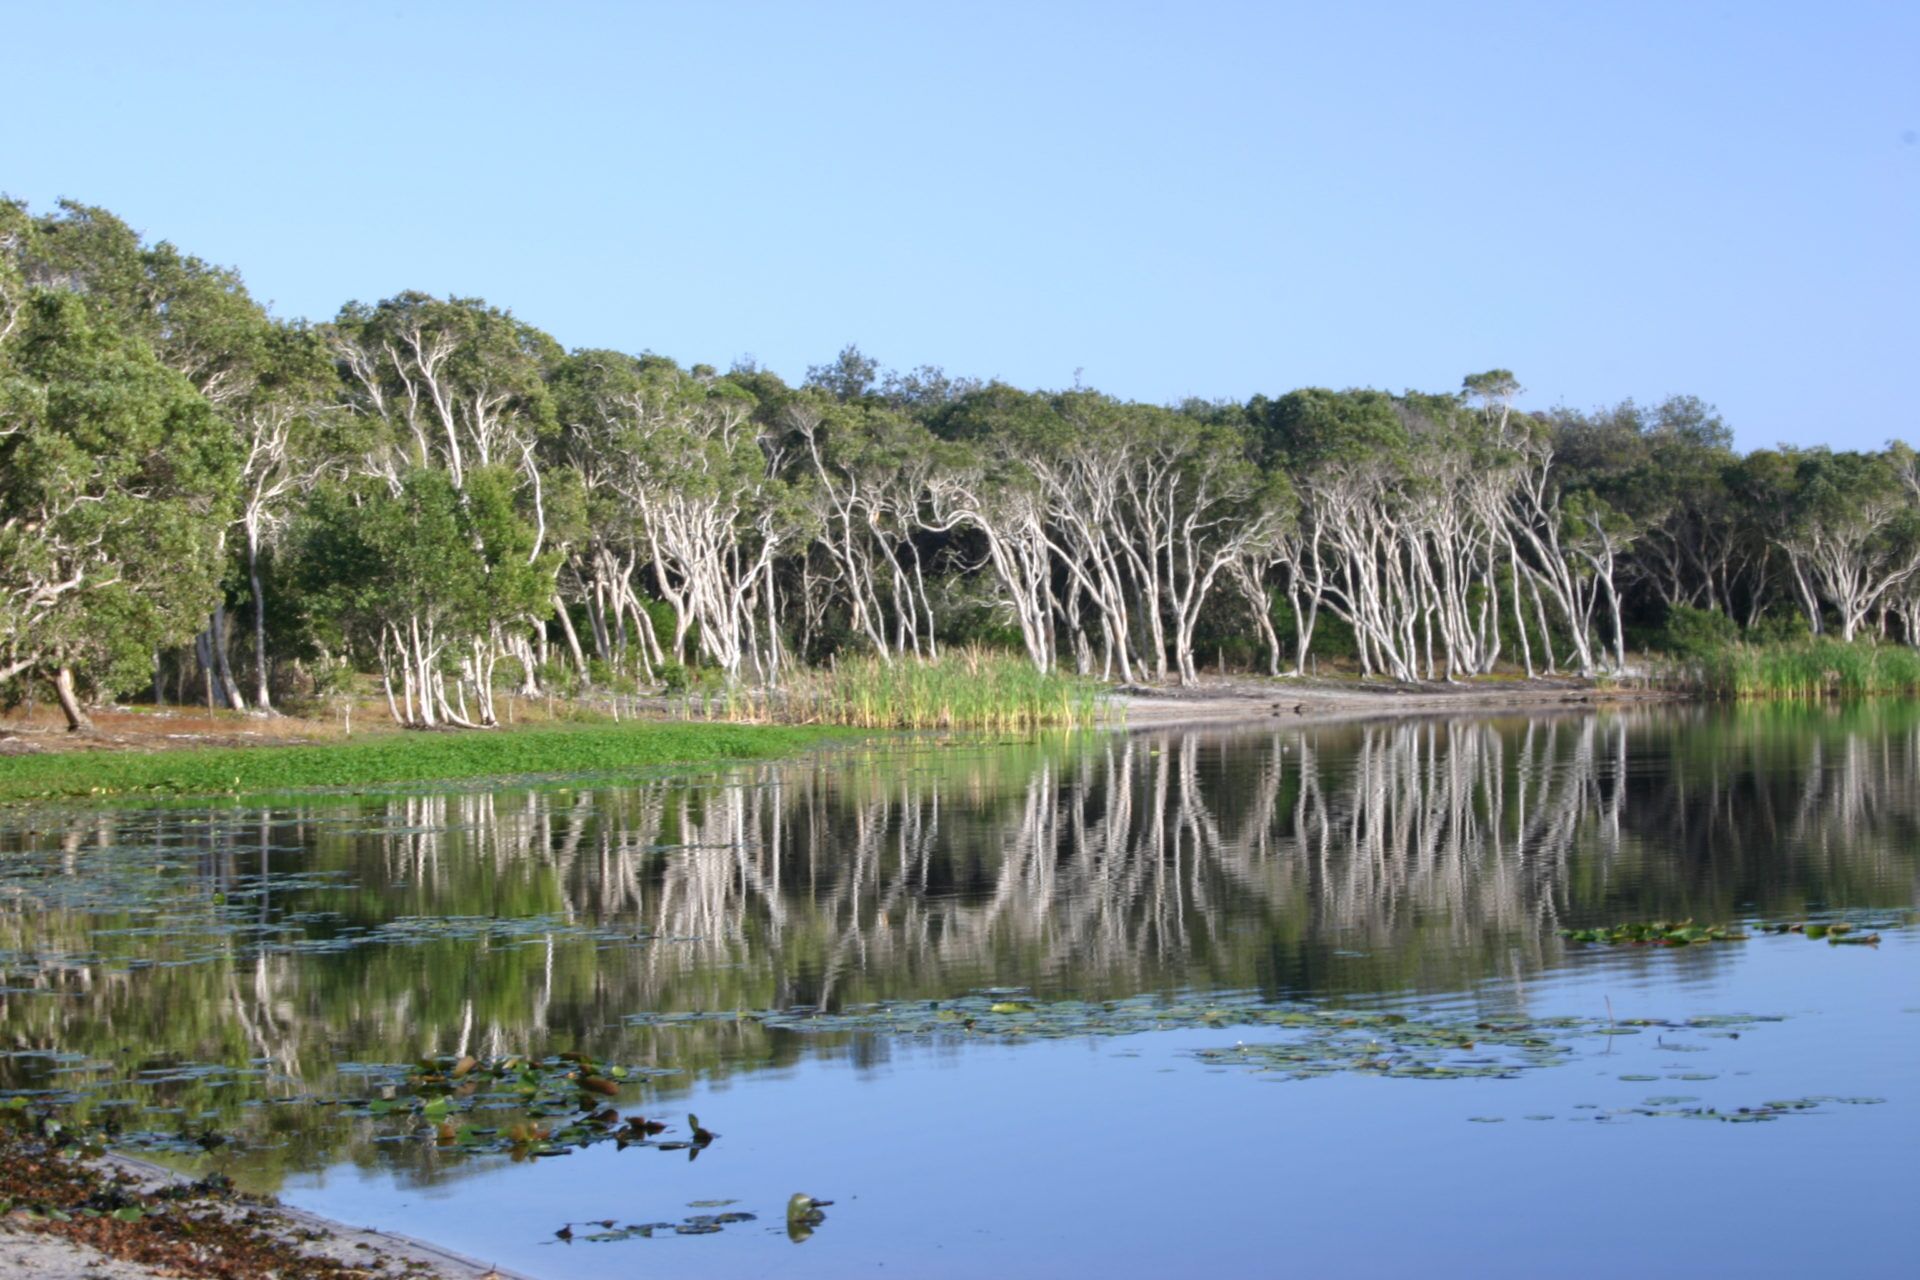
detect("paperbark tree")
[1777,449,1920,642]
[293,467,553,726]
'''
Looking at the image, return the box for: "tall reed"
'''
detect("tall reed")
[777,648,1104,730]
[1681,638,1920,701]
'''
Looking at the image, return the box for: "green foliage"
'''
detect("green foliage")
[934,606,1025,653]
[331,291,559,466]
[0,291,239,695]
[1657,604,1740,657]
[804,342,879,402]
[1245,386,1409,468]
[1747,607,1812,646]
[292,467,553,665]
[1270,593,1358,661]
[7,201,277,396]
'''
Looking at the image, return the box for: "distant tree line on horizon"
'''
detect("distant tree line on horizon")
[5,199,1918,730]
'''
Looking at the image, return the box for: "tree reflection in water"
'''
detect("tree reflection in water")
[1,705,1916,1185]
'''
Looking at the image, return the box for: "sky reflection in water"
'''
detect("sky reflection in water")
[2,705,1915,1277]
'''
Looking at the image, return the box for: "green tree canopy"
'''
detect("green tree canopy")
[0,291,238,725]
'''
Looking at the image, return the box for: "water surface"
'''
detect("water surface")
[2,707,1915,1277]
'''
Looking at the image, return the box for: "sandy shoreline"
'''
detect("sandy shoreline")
[1114,675,1679,730]
[0,1141,530,1280]
[107,1150,534,1280]
[0,676,1680,758]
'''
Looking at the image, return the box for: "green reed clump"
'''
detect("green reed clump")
[1682,638,1920,701]
[786,648,1104,730]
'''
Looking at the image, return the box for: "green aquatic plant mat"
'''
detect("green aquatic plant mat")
[623,993,1790,1083]
[1561,917,1889,947]
[1559,920,1749,945]
[3,1052,707,1163]
[0,722,841,806]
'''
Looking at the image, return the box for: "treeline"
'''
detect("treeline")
[5,200,1919,730]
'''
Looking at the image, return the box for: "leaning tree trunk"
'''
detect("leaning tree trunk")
[53,665,94,733]
[217,605,248,710]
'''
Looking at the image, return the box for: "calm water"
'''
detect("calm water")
[2,707,1916,1277]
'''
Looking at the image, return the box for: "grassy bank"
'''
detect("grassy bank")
[0,721,843,806]
[778,649,1103,730]
[1678,638,1920,701]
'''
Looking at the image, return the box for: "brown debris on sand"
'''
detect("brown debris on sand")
[0,1124,520,1280]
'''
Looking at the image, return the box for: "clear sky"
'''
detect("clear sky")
[7,0,1915,451]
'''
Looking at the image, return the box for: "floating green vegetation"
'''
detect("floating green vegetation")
[624,992,1785,1084]
[1759,921,1883,945]
[327,1054,713,1160]
[0,721,843,806]
[1560,921,1749,946]
[2,1051,720,1166]
[1189,1012,1781,1082]
[619,993,1886,1126]
[1607,1095,1886,1124]
[560,1208,760,1243]
[1562,917,1890,948]
[623,991,1329,1038]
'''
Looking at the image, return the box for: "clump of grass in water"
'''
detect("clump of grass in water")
[1680,638,1920,701]
[785,648,1103,730]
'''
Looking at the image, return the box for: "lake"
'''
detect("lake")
[2,706,1915,1277]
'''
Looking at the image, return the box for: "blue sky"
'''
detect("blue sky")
[7,1,1915,450]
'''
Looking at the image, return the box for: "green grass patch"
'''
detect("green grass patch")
[0,721,843,806]
[1676,638,1920,701]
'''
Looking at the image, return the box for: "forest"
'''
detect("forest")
[4,199,1917,731]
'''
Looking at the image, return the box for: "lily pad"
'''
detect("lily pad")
[1560,920,1748,946]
